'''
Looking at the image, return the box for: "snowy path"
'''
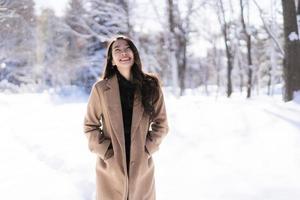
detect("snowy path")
[157,95,300,200]
[0,92,300,200]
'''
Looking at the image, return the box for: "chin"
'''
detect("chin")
[118,64,133,69]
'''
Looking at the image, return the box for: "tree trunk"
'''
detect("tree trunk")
[296,0,300,91]
[267,66,271,95]
[225,40,233,97]
[167,0,179,96]
[178,36,187,96]
[281,0,300,101]
[298,0,300,34]
[218,0,233,97]
[246,35,253,98]
[240,0,253,98]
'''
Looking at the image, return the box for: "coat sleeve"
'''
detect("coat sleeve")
[145,85,169,155]
[83,83,111,160]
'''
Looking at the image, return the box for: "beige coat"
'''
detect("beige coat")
[83,74,169,200]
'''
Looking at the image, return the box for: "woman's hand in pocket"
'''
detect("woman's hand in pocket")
[104,143,114,160]
[144,146,151,159]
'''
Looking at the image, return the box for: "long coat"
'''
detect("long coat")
[83,74,169,200]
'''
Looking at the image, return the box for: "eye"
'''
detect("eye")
[114,49,121,53]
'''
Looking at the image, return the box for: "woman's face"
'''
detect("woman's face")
[111,39,134,71]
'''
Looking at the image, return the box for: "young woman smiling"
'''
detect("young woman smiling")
[83,35,169,200]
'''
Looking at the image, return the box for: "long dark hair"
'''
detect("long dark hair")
[102,35,160,117]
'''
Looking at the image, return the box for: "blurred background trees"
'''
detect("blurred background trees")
[0,0,299,101]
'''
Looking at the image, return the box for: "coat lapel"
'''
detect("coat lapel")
[104,75,125,151]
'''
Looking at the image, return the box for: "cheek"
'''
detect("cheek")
[129,52,134,60]
[112,55,118,64]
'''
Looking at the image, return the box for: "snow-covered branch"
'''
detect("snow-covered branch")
[252,0,284,58]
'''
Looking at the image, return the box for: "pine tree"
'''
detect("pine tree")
[0,0,36,88]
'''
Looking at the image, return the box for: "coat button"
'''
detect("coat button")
[131,161,135,166]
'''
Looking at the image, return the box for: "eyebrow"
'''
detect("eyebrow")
[113,45,120,49]
[113,45,130,49]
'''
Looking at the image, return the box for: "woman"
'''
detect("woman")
[83,35,169,200]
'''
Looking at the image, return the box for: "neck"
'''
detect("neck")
[117,68,131,81]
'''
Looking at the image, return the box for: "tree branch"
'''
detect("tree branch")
[252,0,284,58]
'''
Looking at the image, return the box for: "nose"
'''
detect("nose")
[121,51,127,56]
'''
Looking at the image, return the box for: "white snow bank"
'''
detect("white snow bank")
[0,89,300,200]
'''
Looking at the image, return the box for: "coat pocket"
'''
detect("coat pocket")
[104,142,114,160]
[144,145,150,157]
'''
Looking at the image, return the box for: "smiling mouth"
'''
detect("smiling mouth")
[120,58,131,62]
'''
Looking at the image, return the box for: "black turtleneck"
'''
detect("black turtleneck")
[116,70,135,174]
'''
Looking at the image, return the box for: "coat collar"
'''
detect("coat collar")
[104,74,144,148]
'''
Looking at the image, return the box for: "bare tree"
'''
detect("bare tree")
[176,0,193,96]
[240,0,253,98]
[253,0,284,58]
[216,0,234,97]
[252,0,283,96]
[166,0,203,95]
[167,0,179,95]
[202,30,224,96]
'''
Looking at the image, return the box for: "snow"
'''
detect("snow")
[34,0,69,16]
[288,32,299,41]
[0,89,300,200]
[1,63,6,69]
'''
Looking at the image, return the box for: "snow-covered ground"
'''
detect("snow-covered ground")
[0,89,300,200]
